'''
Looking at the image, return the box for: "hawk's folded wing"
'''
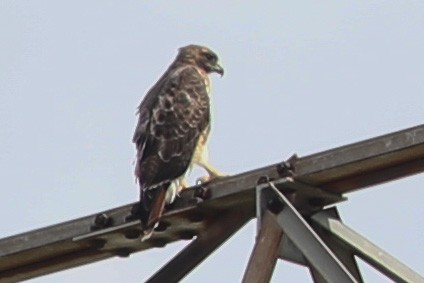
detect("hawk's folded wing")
[133,65,211,190]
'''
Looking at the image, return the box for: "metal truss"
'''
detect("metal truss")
[1,124,424,282]
[242,180,423,283]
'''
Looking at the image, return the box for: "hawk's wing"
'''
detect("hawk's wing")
[133,65,210,190]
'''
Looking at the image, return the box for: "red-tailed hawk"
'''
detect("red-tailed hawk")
[133,45,224,238]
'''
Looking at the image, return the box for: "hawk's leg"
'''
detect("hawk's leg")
[196,160,226,183]
[177,177,189,193]
[193,139,227,183]
[167,178,188,202]
[164,177,190,207]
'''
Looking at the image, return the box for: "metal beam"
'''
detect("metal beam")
[1,124,423,281]
[208,124,424,200]
[310,232,363,283]
[242,211,284,283]
[310,209,364,283]
[311,208,424,283]
[266,183,358,283]
[146,209,251,283]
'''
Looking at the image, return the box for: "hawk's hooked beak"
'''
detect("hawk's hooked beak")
[212,63,224,77]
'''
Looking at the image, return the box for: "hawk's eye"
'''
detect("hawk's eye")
[204,53,216,61]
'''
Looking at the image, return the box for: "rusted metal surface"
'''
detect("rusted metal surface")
[0,124,423,282]
[242,211,283,283]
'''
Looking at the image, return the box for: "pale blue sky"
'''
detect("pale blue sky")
[1,1,423,282]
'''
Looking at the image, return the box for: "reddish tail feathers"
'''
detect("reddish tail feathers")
[139,185,168,241]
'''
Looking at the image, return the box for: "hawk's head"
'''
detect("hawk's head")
[177,45,224,76]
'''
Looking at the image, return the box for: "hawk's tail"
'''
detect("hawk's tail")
[139,183,170,241]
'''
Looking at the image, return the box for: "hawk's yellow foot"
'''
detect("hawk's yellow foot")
[196,161,227,184]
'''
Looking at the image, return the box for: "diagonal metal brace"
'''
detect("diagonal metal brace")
[255,178,346,267]
[263,182,359,283]
[311,208,424,283]
[309,208,364,283]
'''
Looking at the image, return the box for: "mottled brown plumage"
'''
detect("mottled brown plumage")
[133,45,223,238]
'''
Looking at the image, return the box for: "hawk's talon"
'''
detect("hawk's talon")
[196,173,228,185]
[196,176,210,185]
